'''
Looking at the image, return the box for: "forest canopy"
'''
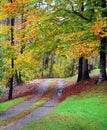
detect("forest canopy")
[0,0,107,99]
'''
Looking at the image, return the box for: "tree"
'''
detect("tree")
[0,0,41,99]
[91,0,107,83]
[50,0,97,82]
[55,0,106,82]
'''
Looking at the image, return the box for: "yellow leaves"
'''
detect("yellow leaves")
[25,9,41,16]
[70,41,99,59]
[90,17,107,39]
[0,25,10,35]
[0,12,8,21]
[15,0,29,4]
[14,24,40,43]
[15,49,36,71]
[61,31,84,42]
[27,10,50,23]
[27,15,47,22]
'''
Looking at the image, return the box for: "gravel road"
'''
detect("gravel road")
[0,79,64,130]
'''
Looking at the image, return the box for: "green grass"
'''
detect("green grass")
[0,97,26,113]
[22,83,107,130]
[65,68,107,82]
[64,75,77,82]
[90,68,100,75]
[90,68,107,76]
[0,98,48,127]
[31,98,48,109]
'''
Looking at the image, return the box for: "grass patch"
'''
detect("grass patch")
[0,109,32,127]
[0,97,26,113]
[90,69,100,75]
[64,75,77,82]
[22,83,107,130]
[0,98,48,127]
[65,68,107,82]
[90,68,107,76]
[31,98,48,109]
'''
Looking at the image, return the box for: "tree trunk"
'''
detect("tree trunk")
[70,59,75,76]
[77,2,90,82]
[8,58,14,100]
[13,70,19,86]
[41,56,45,78]
[8,3,15,99]
[18,13,25,83]
[97,38,107,83]
[77,57,83,82]
[48,53,54,78]
[82,58,90,80]
[77,57,90,82]
[18,71,22,84]
[97,0,107,83]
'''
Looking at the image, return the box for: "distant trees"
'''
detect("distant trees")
[0,0,107,100]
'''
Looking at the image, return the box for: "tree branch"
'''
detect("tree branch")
[70,5,94,22]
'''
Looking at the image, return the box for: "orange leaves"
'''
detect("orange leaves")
[90,17,107,39]
[27,15,47,22]
[63,31,84,42]
[2,0,31,17]
[2,2,19,17]
[70,41,99,59]
[15,0,29,4]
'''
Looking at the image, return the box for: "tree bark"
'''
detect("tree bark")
[18,13,25,83]
[48,53,54,78]
[82,58,90,80]
[97,38,107,83]
[8,0,15,99]
[70,59,75,76]
[77,57,90,82]
[77,57,83,82]
[97,0,107,83]
[8,58,14,100]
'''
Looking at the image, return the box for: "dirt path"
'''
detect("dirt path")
[0,79,51,121]
[0,79,64,130]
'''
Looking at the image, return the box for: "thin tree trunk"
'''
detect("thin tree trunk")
[71,59,75,76]
[8,0,15,100]
[8,58,14,100]
[48,54,54,78]
[41,56,45,78]
[16,13,26,84]
[18,71,22,84]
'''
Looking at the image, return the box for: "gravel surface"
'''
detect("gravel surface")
[0,79,64,130]
[0,79,51,121]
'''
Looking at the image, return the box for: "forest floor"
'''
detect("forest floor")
[0,76,107,130]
